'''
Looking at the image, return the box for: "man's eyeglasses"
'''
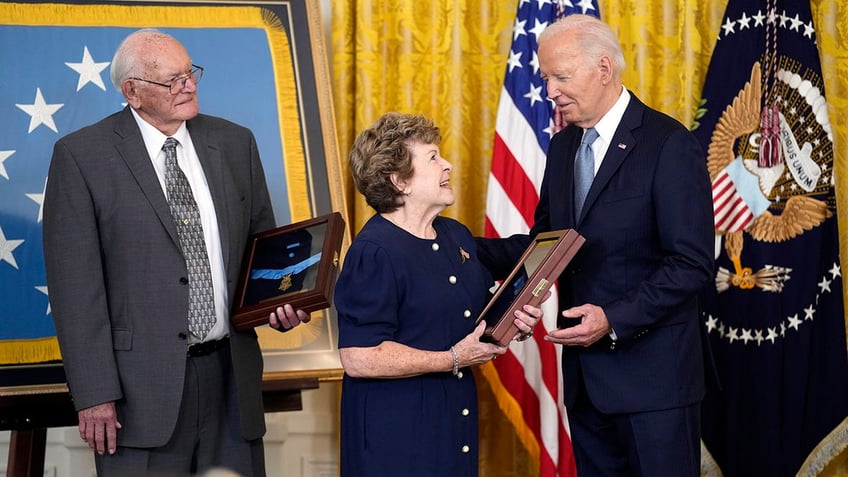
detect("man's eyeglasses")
[131,65,204,95]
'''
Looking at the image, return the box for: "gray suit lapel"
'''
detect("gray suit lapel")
[113,108,181,247]
[188,119,231,269]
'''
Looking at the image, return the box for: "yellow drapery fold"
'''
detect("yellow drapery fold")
[331,0,848,475]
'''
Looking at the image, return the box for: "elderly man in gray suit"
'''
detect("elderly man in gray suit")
[42,28,309,477]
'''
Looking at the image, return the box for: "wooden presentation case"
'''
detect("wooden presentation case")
[231,212,345,330]
[476,229,585,346]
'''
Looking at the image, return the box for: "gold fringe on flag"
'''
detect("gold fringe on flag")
[798,418,848,476]
[0,337,61,364]
[478,361,542,465]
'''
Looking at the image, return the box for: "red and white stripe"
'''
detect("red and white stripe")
[712,170,755,232]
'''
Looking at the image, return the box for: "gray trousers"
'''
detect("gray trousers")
[95,343,266,477]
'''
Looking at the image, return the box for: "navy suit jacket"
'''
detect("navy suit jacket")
[44,107,276,447]
[477,93,714,414]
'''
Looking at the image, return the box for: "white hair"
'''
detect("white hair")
[538,14,626,78]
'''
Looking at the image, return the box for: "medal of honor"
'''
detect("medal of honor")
[278,274,293,291]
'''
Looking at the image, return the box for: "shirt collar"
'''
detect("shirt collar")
[593,87,630,144]
[129,108,189,159]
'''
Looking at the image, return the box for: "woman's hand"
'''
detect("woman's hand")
[453,321,507,366]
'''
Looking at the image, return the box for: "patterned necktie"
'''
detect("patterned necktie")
[573,127,599,218]
[162,137,216,340]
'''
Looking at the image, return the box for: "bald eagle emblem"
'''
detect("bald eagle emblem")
[706,62,833,293]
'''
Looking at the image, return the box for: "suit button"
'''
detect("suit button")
[178,332,187,340]
[179,277,189,285]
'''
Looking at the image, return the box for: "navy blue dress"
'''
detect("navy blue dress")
[335,214,494,477]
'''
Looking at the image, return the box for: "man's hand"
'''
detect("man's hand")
[511,290,552,341]
[546,303,611,347]
[269,304,311,330]
[78,401,121,455]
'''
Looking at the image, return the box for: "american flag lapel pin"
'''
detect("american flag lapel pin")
[618,143,627,150]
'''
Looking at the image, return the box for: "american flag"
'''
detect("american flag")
[482,1,599,475]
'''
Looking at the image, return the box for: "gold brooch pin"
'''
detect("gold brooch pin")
[459,247,470,263]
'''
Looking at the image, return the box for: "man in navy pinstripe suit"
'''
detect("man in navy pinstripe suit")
[477,15,714,476]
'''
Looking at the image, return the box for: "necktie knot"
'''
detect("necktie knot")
[163,137,179,160]
[581,127,599,147]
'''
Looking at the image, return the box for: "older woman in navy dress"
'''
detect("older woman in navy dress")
[334,113,544,477]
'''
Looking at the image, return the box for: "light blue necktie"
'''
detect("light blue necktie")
[573,127,599,218]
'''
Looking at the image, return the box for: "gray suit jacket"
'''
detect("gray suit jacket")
[43,107,276,447]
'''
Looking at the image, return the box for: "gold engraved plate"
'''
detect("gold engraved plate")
[532,278,549,297]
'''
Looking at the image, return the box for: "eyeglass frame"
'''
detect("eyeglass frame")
[130,64,204,95]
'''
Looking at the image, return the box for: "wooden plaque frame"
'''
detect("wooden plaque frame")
[231,212,345,331]
[476,229,585,346]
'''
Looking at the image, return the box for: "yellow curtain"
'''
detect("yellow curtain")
[330,0,848,475]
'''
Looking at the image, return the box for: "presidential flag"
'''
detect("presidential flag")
[691,0,848,475]
[0,2,310,366]
[481,1,599,476]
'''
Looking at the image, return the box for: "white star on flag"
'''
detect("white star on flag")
[576,0,597,13]
[0,225,24,269]
[35,286,51,315]
[0,150,13,180]
[65,46,110,91]
[513,18,527,40]
[507,50,523,73]
[26,178,47,223]
[16,88,64,133]
[529,18,548,39]
[524,84,543,107]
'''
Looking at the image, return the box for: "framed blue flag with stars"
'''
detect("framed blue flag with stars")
[0,0,347,380]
